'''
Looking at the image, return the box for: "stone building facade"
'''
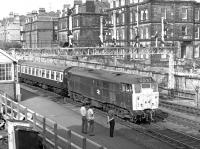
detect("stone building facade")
[22,8,60,48]
[0,12,22,43]
[58,4,71,47]
[106,0,200,58]
[71,0,110,47]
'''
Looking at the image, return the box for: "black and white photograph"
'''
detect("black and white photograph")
[0,0,200,149]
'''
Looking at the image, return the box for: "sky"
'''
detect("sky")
[0,0,200,20]
[0,0,76,19]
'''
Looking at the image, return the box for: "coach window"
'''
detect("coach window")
[36,68,39,76]
[38,69,42,77]
[22,66,25,73]
[0,63,13,81]
[42,69,46,78]
[25,66,28,74]
[32,68,35,76]
[60,73,63,81]
[29,67,32,75]
[56,72,60,81]
[51,71,55,80]
[46,70,50,79]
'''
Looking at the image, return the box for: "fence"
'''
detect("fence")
[0,92,106,149]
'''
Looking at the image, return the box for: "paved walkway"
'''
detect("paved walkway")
[19,87,173,149]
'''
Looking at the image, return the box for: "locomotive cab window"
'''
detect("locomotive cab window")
[135,84,141,93]
[122,83,132,92]
[151,83,158,92]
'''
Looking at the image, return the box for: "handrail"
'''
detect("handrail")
[0,92,107,149]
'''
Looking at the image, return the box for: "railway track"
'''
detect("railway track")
[166,114,200,132]
[159,100,200,117]
[147,128,200,149]
[21,83,200,149]
[109,114,200,149]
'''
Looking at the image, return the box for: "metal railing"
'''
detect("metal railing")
[0,92,106,149]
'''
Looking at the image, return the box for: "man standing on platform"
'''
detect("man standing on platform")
[87,105,95,136]
[80,103,87,134]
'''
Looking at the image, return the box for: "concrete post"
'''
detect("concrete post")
[168,51,175,89]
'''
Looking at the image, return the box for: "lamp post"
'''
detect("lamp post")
[195,86,200,108]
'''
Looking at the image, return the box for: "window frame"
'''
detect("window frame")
[182,25,188,36]
[46,70,50,79]
[195,27,199,39]
[51,71,55,80]
[195,9,199,21]
[182,7,188,20]
[0,63,13,82]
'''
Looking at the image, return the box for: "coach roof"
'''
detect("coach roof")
[19,60,66,71]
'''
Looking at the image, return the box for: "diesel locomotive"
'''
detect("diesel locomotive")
[18,60,159,123]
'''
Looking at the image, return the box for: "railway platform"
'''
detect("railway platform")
[20,85,173,149]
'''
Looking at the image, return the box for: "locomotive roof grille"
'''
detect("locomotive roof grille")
[68,67,155,84]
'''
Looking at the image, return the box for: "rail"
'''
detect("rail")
[0,92,106,149]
